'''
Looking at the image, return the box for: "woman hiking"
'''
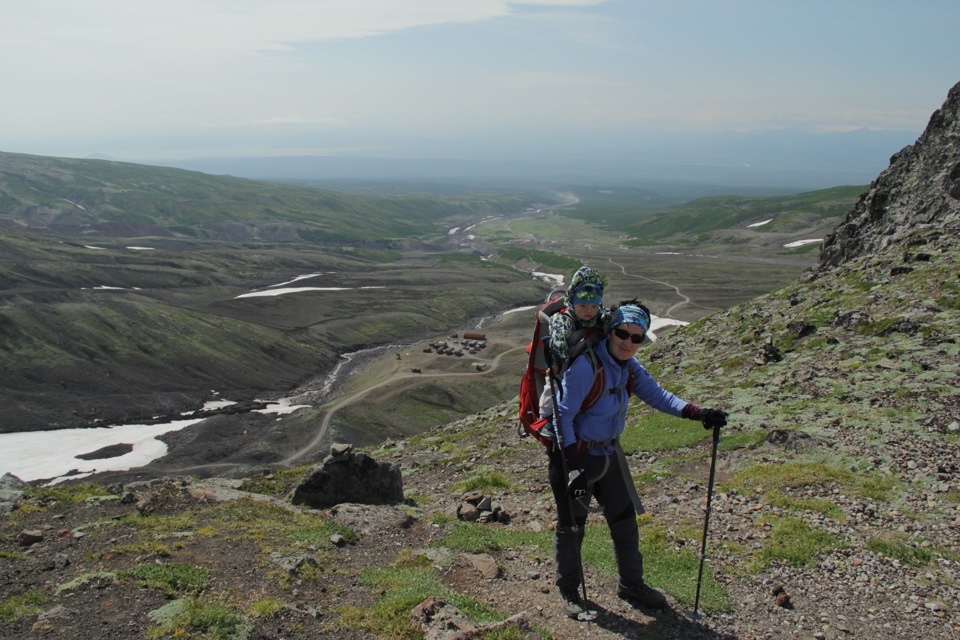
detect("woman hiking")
[549,303,727,618]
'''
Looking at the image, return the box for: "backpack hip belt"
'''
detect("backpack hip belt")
[580,436,618,451]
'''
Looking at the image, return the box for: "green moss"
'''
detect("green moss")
[718,429,768,452]
[237,466,312,499]
[854,318,897,336]
[121,562,211,596]
[337,566,505,639]
[248,596,286,619]
[866,533,934,566]
[766,490,845,519]
[723,461,851,496]
[146,595,251,640]
[856,474,901,501]
[291,522,360,547]
[0,588,47,621]
[935,294,960,310]
[24,482,113,506]
[620,411,707,454]
[631,516,731,611]
[451,470,517,494]
[751,517,843,569]
[56,571,119,594]
[438,521,551,554]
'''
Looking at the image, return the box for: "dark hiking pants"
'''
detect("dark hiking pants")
[547,446,645,592]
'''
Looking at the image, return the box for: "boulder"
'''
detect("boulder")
[755,339,783,365]
[0,472,28,511]
[765,429,816,452]
[290,445,404,509]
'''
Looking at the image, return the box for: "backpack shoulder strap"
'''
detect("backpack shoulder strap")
[578,348,633,414]
[578,349,605,413]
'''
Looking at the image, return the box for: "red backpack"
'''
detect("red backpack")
[517,295,628,448]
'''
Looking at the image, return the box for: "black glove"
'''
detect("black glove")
[700,409,728,430]
[567,467,588,498]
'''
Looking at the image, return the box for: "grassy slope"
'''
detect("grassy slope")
[621,185,866,244]
[0,152,556,431]
[552,185,866,249]
[0,229,544,433]
[0,151,537,242]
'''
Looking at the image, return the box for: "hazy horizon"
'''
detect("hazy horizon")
[135,126,918,191]
[3,1,957,189]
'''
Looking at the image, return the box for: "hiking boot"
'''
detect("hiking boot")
[618,581,668,609]
[559,588,586,618]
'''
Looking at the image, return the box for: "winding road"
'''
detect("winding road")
[604,256,702,317]
[163,344,526,475]
[278,345,525,466]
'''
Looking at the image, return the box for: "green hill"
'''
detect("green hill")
[0,151,536,243]
[622,185,866,245]
[0,152,550,432]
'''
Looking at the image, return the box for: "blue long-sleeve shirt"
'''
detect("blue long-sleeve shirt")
[557,337,689,455]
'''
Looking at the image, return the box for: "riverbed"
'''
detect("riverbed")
[0,264,692,485]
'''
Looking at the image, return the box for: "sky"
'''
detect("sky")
[2,0,959,181]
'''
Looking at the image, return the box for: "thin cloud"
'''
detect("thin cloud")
[2,1,533,51]
[2,0,955,164]
[199,116,345,128]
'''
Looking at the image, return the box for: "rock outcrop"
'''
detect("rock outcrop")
[817,80,960,269]
[289,444,404,509]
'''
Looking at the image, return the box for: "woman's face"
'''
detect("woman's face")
[608,323,646,360]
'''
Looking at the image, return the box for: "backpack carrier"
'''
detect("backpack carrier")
[517,295,629,448]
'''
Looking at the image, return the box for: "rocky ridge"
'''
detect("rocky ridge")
[818,80,960,268]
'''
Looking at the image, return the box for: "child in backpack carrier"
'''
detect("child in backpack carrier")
[539,266,611,421]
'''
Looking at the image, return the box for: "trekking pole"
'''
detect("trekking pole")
[547,366,598,622]
[693,422,722,617]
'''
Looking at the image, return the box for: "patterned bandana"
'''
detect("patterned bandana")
[608,304,651,336]
[565,266,606,306]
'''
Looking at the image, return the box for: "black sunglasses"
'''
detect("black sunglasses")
[612,327,645,344]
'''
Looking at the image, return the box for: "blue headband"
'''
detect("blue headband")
[608,305,651,335]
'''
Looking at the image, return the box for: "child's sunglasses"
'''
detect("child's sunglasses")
[612,327,645,344]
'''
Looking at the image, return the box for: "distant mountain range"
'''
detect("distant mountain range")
[138,128,919,191]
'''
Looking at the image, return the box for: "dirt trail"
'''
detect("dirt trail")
[605,256,703,316]
[278,344,525,466]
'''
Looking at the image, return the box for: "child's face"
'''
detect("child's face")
[572,303,599,323]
